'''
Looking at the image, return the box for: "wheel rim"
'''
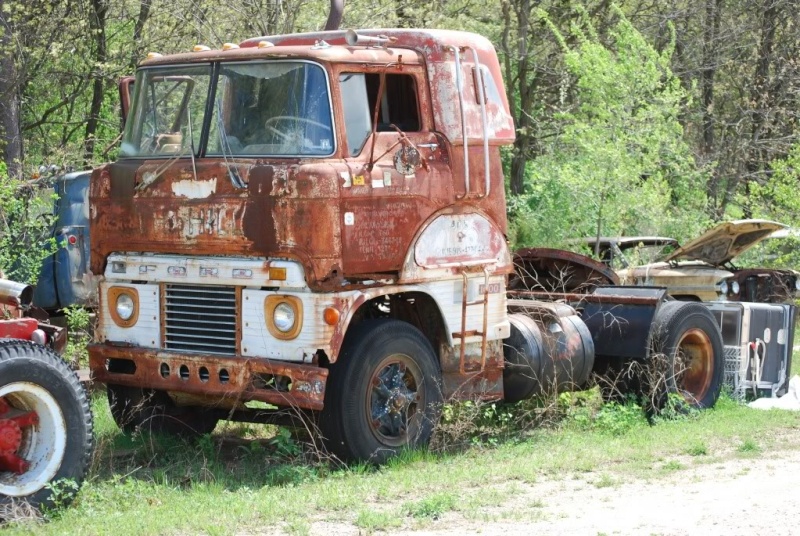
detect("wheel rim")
[366,355,425,447]
[0,382,67,497]
[674,328,714,403]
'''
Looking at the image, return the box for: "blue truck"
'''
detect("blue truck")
[32,170,96,313]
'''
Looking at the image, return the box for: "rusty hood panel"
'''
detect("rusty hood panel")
[90,159,343,286]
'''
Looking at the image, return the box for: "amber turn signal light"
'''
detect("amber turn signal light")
[323,307,340,326]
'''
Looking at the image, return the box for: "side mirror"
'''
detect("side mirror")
[118,76,135,127]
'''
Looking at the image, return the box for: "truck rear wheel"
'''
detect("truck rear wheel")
[650,301,724,410]
[0,340,93,510]
[321,319,442,463]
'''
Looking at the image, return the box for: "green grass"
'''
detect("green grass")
[10,393,800,535]
[737,437,762,455]
[684,441,709,456]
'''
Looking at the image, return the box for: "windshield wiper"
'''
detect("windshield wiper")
[136,107,198,192]
[136,141,192,191]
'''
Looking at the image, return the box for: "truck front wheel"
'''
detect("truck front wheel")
[0,340,93,510]
[650,301,724,410]
[321,319,442,463]
[107,384,219,437]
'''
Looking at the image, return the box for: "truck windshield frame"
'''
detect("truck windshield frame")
[120,64,213,158]
[207,60,335,158]
[120,60,335,159]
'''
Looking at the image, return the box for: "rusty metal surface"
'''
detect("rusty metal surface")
[439,338,503,401]
[728,268,798,303]
[91,160,342,289]
[89,344,328,410]
[38,322,67,355]
[236,29,516,141]
[141,45,424,70]
[93,25,519,417]
[92,117,507,292]
[510,248,619,294]
[507,291,661,306]
[95,29,515,291]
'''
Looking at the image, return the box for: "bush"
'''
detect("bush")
[0,162,57,283]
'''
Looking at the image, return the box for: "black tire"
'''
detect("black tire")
[0,340,93,510]
[649,301,724,410]
[320,319,442,464]
[107,384,219,437]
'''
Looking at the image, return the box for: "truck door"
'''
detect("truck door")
[337,68,451,276]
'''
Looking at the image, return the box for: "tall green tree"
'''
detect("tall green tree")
[509,7,709,249]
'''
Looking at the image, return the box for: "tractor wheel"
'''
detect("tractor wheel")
[0,340,93,510]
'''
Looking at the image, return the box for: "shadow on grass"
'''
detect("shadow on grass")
[90,420,363,492]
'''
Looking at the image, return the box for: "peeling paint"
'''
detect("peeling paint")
[171,177,218,198]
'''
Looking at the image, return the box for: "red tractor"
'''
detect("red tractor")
[0,278,92,510]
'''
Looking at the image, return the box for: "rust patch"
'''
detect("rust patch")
[89,344,328,411]
[243,165,278,254]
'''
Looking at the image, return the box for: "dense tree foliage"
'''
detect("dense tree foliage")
[509,8,710,248]
[0,0,798,264]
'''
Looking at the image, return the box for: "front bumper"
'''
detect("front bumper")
[89,344,328,410]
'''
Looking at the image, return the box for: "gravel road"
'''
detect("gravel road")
[307,432,800,536]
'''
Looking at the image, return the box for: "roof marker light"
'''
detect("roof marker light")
[146,52,163,59]
[222,43,240,51]
[192,45,211,52]
[258,41,275,48]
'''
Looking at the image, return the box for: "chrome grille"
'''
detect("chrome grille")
[165,284,237,355]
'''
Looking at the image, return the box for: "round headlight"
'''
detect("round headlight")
[116,293,135,321]
[718,281,729,295]
[730,281,740,295]
[273,302,296,333]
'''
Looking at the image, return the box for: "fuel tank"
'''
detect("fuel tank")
[502,302,595,402]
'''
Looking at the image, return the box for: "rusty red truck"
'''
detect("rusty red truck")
[88,5,736,462]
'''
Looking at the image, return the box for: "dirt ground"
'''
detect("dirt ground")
[307,440,800,535]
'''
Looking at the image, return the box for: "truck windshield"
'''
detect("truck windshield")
[207,61,334,157]
[120,61,334,159]
[120,65,212,157]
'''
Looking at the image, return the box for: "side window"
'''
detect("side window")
[339,72,421,156]
[339,74,371,157]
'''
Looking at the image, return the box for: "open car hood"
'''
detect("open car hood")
[662,219,786,265]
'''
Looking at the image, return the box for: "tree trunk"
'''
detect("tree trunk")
[130,0,153,70]
[504,0,532,196]
[82,0,109,168]
[0,0,22,178]
[700,0,722,218]
[735,0,779,218]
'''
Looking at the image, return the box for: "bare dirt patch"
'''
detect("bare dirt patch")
[303,436,800,535]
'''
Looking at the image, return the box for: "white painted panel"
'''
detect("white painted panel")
[104,254,307,288]
[100,282,160,348]
[415,276,509,346]
[241,289,337,363]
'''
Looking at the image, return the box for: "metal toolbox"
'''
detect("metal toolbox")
[705,302,795,399]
